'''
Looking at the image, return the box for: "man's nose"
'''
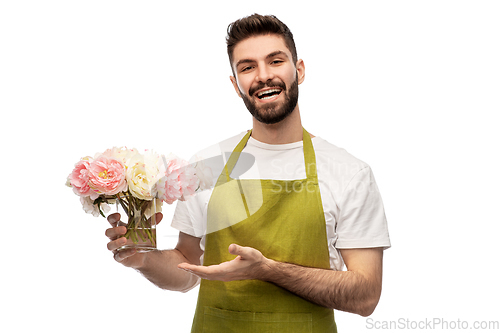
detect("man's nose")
[255,64,274,83]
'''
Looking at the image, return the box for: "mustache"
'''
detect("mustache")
[248,79,287,96]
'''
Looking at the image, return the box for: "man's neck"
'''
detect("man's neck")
[250,106,304,144]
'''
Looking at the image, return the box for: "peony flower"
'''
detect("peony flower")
[193,155,214,191]
[158,154,199,204]
[69,157,93,197]
[80,196,111,217]
[181,161,199,199]
[88,155,127,198]
[126,150,162,200]
[101,146,139,167]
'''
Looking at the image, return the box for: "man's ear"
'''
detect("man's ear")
[296,59,305,85]
[230,76,242,98]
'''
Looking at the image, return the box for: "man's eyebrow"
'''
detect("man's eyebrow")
[235,50,289,68]
[235,58,254,68]
[266,50,288,60]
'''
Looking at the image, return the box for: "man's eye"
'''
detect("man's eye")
[241,66,252,72]
[271,60,283,65]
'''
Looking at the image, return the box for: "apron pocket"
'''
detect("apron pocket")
[202,306,312,333]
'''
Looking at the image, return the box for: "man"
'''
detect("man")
[106,14,390,332]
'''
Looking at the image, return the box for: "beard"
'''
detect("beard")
[240,75,299,125]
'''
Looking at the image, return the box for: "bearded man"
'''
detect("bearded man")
[106,14,391,332]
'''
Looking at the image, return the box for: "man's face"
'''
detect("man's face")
[230,34,305,124]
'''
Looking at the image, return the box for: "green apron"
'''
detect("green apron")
[191,128,337,332]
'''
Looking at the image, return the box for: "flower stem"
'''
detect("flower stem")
[115,191,156,248]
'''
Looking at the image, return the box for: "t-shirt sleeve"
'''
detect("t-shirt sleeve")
[170,192,207,238]
[335,166,391,249]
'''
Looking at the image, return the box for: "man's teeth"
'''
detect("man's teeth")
[257,89,281,99]
[260,95,275,100]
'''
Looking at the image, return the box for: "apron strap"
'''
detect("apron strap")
[302,127,318,182]
[222,130,252,182]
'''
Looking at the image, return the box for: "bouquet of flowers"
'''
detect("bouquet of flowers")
[67,147,199,252]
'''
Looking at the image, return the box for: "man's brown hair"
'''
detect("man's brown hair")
[226,14,298,72]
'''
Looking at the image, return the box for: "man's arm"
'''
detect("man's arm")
[261,248,383,316]
[106,213,203,292]
[178,244,383,316]
[135,232,203,292]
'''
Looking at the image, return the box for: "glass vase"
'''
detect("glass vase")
[115,194,159,253]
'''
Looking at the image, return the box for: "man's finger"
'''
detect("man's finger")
[107,213,121,226]
[155,212,164,224]
[107,237,127,252]
[228,243,245,256]
[178,263,208,275]
[178,262,196,271]
[105,226,127,240]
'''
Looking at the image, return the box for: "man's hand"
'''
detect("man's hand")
[178,244,269,282]
[105,212,163,269]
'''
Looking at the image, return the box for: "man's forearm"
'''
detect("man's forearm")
[137,249,200,292]
[177,245,383,316]
[260,259,381,316]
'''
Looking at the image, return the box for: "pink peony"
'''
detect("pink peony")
[88,155,127,197]
[69,158,92,197]
[180,161,199,199]
[158,155,199,204]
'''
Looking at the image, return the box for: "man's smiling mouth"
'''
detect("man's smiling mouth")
[256,88,282,100]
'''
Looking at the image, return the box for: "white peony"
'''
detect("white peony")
[126,150,162,200]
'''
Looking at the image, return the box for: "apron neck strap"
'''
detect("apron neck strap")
[222,130,252,181]
[302,127,318,181]
[222,128,318,182]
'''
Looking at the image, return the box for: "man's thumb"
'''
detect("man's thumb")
[228,243,242,255]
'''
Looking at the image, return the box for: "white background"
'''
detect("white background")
[1,1,499,332]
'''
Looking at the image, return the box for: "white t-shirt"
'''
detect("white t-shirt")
[171,132,391,271]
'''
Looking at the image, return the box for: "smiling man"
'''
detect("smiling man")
[231,38,301,125]
[106,14,390,332]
